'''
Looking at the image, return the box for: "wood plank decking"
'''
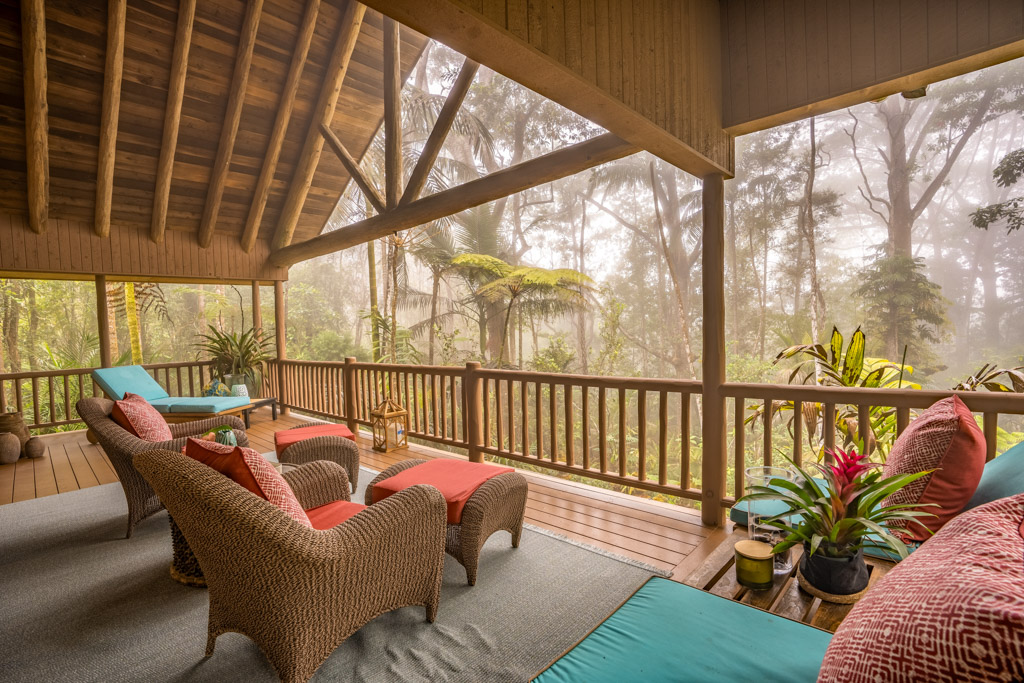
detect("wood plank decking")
[0,408,727,580]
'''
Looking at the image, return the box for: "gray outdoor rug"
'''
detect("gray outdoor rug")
[0,467,657,682]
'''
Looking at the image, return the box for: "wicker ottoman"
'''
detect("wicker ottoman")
[366,459,528,585]
[274,423,359,493]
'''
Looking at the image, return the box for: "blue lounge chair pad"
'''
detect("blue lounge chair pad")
[534,577,831,682]
[148,396,250,414]
[91,365,169,401]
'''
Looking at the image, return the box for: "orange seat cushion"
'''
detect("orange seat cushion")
[305,500,367,530]
[274,423,355,458]
[372,459,514,523]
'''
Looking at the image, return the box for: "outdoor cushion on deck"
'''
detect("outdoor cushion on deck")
[273,423,355,457]
[534,576,831,682]
[372,459,514,523]
[92,365,169,401]
[964,438,1024,510]
[148,396,250,414]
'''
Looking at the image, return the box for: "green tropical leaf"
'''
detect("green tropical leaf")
[841,327,865,385]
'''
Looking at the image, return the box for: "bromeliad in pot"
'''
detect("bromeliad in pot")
[737,447,935,603]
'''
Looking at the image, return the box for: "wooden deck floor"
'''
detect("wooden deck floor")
[0,408,728,580]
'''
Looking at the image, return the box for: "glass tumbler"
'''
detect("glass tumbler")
[744,466,794,575]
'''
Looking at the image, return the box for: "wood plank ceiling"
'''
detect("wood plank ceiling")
[0,0,427,254]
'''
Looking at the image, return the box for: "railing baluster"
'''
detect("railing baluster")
[176,367,183,395]
[32,377,40,426]
[858,404,871,455]
[658,390,667,485]
[453,374,460,442]
[535,381,542,459]
[432,374,441,438]
[618,387,626,478]
[581,386,590,470]
[983,412,998,462]
[521,379,529,456]
[549,382,557,463]
[896,407,910,437]
[598,387,608,473]
[564,383,574,467]
[734,397,745,498]
[495,378,504,450]
[507,378,514,454]
[47,376,55,425]
[762,398,772,466]
[483,378,491,446]
[792,400,803,467]
[63,374,70,423]
[823,402,836,464]
[637,388,646,482]
[681,392,691,489]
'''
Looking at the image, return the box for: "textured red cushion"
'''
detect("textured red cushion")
[183,438,311,528]
[818,494,1024,683]
[372,459,514,523]
[111,392,172,442]
[273,423,355,458]
[881,396,985,541]
[305,500,366,530]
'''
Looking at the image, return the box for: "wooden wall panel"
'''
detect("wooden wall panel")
[722,0,1024,134]
[0,213,287,281]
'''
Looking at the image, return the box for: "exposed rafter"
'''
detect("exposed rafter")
[383,16,402,209]
[150,0,196,244]
[401,58,479,205]
[21,0,48,234]
[320,122,385,214]
[240,0,321,254]
[271,2,366,251]
[94,0,126,238]
[270,133,637,267]
[197,0,263,249]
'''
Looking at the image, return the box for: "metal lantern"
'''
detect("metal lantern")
[370,396,408,452]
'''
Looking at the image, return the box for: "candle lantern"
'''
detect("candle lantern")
[370,396,408,452]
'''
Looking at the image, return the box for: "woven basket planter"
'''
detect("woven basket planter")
[0,411,31,451]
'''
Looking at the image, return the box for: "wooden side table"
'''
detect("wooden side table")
[241,396,278,428]
[684,530,894,632]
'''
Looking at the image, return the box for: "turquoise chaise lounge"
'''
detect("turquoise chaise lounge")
[92,365,250,423]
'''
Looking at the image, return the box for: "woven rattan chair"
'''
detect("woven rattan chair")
[277,424,360,492]
[76,397,248,538]
[133,451,447,683]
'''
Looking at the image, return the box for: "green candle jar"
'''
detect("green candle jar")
[734,540,774,590]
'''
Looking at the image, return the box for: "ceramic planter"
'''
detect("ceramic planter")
[798,543,870,601]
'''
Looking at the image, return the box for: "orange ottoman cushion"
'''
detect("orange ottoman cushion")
[372,459,514,523]
[274,423,355,458]
[305,500,367,530]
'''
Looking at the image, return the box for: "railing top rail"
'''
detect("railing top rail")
[723,382,1024,413]
[0,360,213,382]
[475,367,704,391]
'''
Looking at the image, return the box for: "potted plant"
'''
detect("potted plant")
[738,447,935,601]
[195,326,273,398]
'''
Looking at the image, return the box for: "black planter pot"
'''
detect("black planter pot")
[799,544,869,597]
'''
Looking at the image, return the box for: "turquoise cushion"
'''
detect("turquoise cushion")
[148,396,249,414]
[964,440,1024,511]
[534,577,831,682]
[92,365,169,401]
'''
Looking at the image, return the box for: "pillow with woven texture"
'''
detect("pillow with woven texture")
[881,396,985,541]
[111,392,172,442]
[183,438,311,528]
[818,493,1024,683]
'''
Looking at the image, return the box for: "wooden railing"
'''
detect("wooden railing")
[0,361,215,431]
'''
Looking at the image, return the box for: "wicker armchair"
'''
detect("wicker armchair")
[277,424,360,492]
[76,397,248,538]
[133,451,448,683]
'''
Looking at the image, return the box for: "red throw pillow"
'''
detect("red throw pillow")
[818,494,1024,683]
[183,438,311,528]
[111,392,172,442]
[881,396,985,541]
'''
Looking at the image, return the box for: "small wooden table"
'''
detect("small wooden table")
[241,396,278,428]
[684,530,894,633]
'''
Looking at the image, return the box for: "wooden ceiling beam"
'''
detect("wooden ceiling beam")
[401,58,479,205]
[94,0,126,238]
[21,0,48,234]
[383,16,402,209]
[240,0,321,254]
[271,2,367,251]
[320,122,385,214]
[270,132,637,267]
[150,0,196,243]
[197,0,263,249]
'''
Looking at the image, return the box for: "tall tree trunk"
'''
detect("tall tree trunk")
[104,282,119,361]
[25,282,38,370]
[575,195,589,373]
[367,239,380,361]
[389,239,399,363]
[428,269,440,364]
[124,283,143,364]
[2,281,20,372]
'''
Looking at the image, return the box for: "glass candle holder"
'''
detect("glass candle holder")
[734,539,774,590]
[744,466,795,575]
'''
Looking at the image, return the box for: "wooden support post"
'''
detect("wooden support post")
[150,0,197,243]
[95,276,112,368]
[274,281,289,415]
[344,356,358,434]
[320,123,386,213]
[383,16,402,208]
[700,173,726,526]
[95,0,126,237]
[983,412,998,462]
[465,361,484,463]
[21,0,48,234]
[241,0,320,253]
[401,58,479,204]
[272,2,367,250]
[251,280,262,332]
[198,0,263,248]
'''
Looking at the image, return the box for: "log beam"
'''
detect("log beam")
[21,0,48,234]
[401,58,479,205]
[270,133,636,267]
[198,0,263,248]
[320,122,385,214]
[95,0,126,238]
[240,0,321,253]
[271,2,366,250]
[383,16,402,208]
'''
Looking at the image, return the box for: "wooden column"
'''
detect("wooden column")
[96,275,112,368]
[274,281,288,414]
[700,174,727,526]
[383,16,402,208]
[465,361,483,463]
[21,0,48,234]
[95,0,126,238]
[344,356,358,434]
[251,280,262,332]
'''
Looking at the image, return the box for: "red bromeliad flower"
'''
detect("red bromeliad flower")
[825,447,875,516]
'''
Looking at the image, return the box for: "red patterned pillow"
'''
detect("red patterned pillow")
[818,494,1024,683]
[183,438,311,528]
[111,392,172,442]
[881,396,985,541]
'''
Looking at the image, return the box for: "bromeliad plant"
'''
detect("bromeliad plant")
[738,447,936,560]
